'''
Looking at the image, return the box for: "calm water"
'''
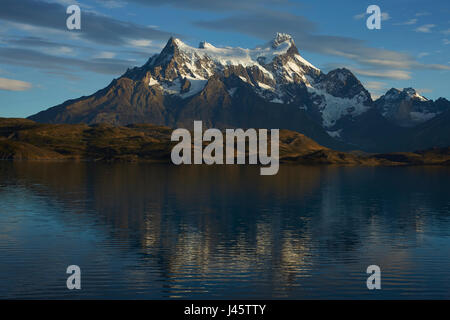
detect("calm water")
[0,162,449,299]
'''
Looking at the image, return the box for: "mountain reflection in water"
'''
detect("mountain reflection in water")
[0,162,449,299]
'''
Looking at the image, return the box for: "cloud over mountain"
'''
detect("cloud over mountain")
[193,9,450,79]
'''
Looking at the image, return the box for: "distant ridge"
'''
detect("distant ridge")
[3,118,450,165]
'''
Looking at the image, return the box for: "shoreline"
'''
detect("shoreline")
[1,118,450,166]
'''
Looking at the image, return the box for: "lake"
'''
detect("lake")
[0,162,449,299]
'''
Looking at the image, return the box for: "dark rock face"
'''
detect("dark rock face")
[316,68,371,101]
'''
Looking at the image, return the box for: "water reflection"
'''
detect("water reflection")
[0,162,449,298]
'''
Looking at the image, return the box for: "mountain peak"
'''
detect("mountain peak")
[198,41,215,49]
[164,36,178,47]
[159,36,180,56]
[403,87,421,96]
[385,88,401,95]
[383,87,428,102]
[127,34,319,95]
[272,33,294,48]
[327,68,354,79]
[404,88,428,101]
[316,67,371,103]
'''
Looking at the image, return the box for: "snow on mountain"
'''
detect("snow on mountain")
[173,38,274,78]
[308,86,371,128]
[173,33,319,77]
[123,33,375,132]
[375,88,446,127]
[134,37,368,133]
[306,68,373,129]
[126,33,321,96]
[383,87,428,102]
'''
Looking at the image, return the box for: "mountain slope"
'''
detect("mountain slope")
[407,108,450,150]
[4,118,450,166]
[374,88,450,127]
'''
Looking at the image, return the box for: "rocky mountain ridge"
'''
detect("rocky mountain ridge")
[28,34,450,152]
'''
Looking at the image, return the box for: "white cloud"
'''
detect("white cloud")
[394,18,417,26]
[0,77,32,91]
[94,51,116,59]
[40,46,76,57]
[442,29,450,35]
[415,12,431,17]
[418,52,430,58]
[6,21,75,38]
[353,11,390,21]
[58,46,74,54]
[95,0,126,8]
[48,0,92,10]
[415,24,436,33]
[444,39,450,45]
[351,68,411,80]
[417,88,432,94]
[353,13,365,20]
[364,81,387,91]
[381,12,390,21]
[363,80,388,99]
[128,39,153,47]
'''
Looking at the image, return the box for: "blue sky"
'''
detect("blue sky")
[0,0,449,118]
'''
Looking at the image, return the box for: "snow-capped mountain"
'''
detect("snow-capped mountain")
[308,68,372,130]
[374,87,448,127]
[28,34,450,152]
[117,33,371,130]
[125,33,320,90]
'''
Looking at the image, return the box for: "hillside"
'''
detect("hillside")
[2,118,450,166]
